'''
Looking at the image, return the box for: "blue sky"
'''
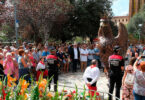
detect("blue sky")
[112,0,129,16]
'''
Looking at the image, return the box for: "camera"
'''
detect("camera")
[141,56,145,58]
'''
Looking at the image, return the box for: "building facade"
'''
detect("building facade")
[129,0,145,20]
[112,16,129,25]
[112,0,145,25]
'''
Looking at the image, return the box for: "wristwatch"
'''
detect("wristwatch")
[137,59,140,61]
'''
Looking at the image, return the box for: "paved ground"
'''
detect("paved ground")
[49,69,121,100]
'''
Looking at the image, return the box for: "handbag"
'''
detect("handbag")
[125,73,134,85]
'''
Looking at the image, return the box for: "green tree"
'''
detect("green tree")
[1,24,15,42]
[127,4,145,41]
[63,0,113,42]
[0,1,15,42]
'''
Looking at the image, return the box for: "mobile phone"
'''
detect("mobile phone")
[141,56,145,58]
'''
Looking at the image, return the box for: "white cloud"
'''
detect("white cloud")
[121,11,129,16]
[111,0,129,16]
[112,0,120,4]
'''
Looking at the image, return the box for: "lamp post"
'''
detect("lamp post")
[11,0,19,48]
[138,24,142,43]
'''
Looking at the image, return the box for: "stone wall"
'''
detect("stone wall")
[112,16,129,25]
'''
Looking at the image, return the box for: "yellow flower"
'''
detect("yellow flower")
[24,93,28,100]
[38,79,47,96]
[47,92,53,98]
[7,74,16,87]
[0,81,2,86]
[19,79,29,95]
[39,79,47,88]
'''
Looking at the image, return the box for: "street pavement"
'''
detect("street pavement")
[49,69,122,100]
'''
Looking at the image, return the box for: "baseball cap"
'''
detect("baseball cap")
[50,48,56,52]
[113,45,121,51]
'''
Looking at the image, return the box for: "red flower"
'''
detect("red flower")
[67,94,72,98]
[1,88,7,100]
[93,38,99,41]
[96,92,99,96]
[63,90,67,92]
[72,90,76,94]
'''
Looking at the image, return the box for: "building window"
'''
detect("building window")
[122,19,124,22]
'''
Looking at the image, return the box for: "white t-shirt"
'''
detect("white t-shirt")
[38,51,42,58]
[74,48,78,59]
[83,66,100,85]
[36,62,45,71]
[88,49,95,60]
[80,48,88,62]
[133,69,145,96]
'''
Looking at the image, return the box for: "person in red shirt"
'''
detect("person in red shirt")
[108,45,124,100]
[46,49,59,92]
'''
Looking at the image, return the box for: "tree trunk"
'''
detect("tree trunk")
[62,37,66,43]
[44,23,53,45]
[90,37,93,44]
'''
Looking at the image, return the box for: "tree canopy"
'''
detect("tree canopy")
[127,4,145,42]
[0,0,114,43]
[16,0,72,43]
[63,0,113,42]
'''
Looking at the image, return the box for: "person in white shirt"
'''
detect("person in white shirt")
[69,43,80,72]
[36,57,48,81]
[36,58,45,71]
[83,59,100,97]
[32,48,39,63]
[80,44,88,72]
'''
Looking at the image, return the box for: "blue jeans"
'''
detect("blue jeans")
[19,68,30,82]
[87,59,92,66]
[133,90,145,100]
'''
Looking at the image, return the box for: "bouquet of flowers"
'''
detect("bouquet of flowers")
[0,75,101,100]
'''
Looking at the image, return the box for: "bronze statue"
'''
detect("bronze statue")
[97,18,128,71]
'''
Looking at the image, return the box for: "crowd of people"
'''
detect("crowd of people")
[82,44,145,100]
[0,42,145,100]
[102,44,145,100]
[0,42,102,91]
[121,44,145,100]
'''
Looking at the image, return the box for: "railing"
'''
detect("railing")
[51,84,120,100]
